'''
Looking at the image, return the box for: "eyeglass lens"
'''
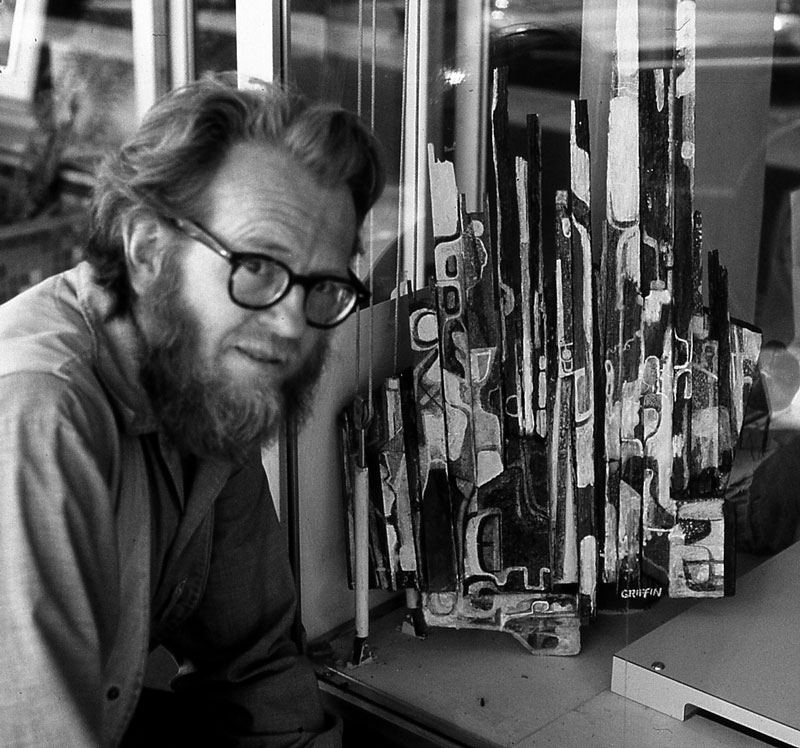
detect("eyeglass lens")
[231,258,357,326]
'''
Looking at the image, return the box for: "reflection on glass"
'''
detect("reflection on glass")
[289,0,407,295]
[288,1,493,297]
[194,0,235,78]
[284,1,800,553]
[47,1,136,172]
[0,0,17,69]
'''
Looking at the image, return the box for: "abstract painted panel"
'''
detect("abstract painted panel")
[338,0,762,656]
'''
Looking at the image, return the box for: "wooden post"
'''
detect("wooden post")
[552,190,578,585]
[605,0,642,593]
[638,66,676,588]
[671,0,697,499]
[408,291,457,592]
[570,99,598,614]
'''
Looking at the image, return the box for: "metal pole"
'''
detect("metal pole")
[284,414,305,653]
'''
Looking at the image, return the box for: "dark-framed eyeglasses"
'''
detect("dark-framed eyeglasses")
[161,214,370,329]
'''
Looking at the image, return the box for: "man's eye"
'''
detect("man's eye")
[314,279,353,298]
[240,257,275,276]
[313,279,338,295]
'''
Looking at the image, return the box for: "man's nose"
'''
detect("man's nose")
[257,284,308,337]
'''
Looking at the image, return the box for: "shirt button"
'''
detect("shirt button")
[106,686,121,701]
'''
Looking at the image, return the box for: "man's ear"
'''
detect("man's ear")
[123,216,168,296]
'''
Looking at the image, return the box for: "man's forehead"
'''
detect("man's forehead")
[201,143,358,262]
[208,143,352,209]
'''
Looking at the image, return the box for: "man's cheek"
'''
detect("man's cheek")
[307,331,331,367]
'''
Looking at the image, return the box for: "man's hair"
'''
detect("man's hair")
[86,72,385,316]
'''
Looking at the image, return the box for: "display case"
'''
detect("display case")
[283,1,800,745]
[1,2,798,745]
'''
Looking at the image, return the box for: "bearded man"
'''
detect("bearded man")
[0,73,383,747]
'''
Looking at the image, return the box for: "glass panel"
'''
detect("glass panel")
[299,4,800,733]
[194,0,236,77]
[47,1,136,174]
[746,0,800,550]
[0,2,12,68]
[286,1,582,295]
[46,1,237,176]
[490,0,581,271]
[288,0,408,297]
[488,0,800,531]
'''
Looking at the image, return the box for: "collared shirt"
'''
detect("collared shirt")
[0,262,341,747]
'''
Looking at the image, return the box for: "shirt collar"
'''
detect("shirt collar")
[74,262,160,436]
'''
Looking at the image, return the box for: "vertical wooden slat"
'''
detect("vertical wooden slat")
[525,115,552,589]
[605,0,642,592]
[398,369,425,591]
[671,0,697,499]
[490,68,523,442]
[459,196,515,585]
[430,156,477,594]
[570,99,598,613]
[489,68,552,589]
[408,292,457,592]
[638,66,675,588]
[552,191,578,585]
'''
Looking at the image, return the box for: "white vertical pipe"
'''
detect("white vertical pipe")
[413,0,429,291]
[131,0,160,121]
[353,463,370,639]
[1,0,47,101]
[454,0,489,213]
[791,189,800,347]
[400,0,419,291]
[236,0,282,85]
[169,0,195,87]
[401,0,429,292]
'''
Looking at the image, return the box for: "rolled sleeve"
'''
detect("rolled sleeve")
[0,372,128,747]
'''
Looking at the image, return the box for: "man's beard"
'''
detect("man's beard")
[137,262,328,462]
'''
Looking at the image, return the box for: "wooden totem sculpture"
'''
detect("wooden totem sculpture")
[339,0,761,655]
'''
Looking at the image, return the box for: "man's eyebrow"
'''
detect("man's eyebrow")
[231,231,293,257]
